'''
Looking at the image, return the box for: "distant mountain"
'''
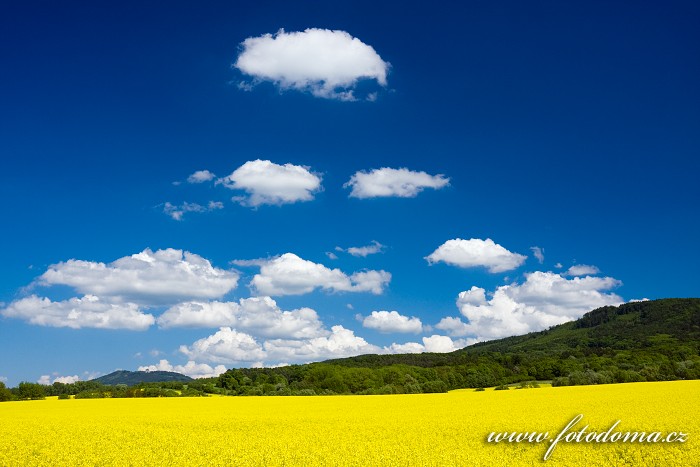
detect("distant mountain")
[92,370,192,386]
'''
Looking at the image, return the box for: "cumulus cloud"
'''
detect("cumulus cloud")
[565,264,601,276]
[435,316,473,337]
[422,335,459,353]
[383,342,426,354]
[345,167,450,198]
[250,253,390,296]
[1,295,154,330]
[37,374,81,385]
[138,359,227,379]
[264,325,379,362]
[37,375,51,385]
[54,375,81,384]
[217,160,322,207]
[180,325,378,365]
[383,335,472,354]
[445,271,622,341]
[336,240,385,257]
[38,248,239,306]
[157,296,326,339]
[426,238,527,273]
[187,170,216,183]
[163,201,223,220]
[180,327,267,365]
[362,310,422,333]
[530,246,545,264]
[235,28,389,101]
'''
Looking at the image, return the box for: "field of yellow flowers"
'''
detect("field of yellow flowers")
[0,380,697,466]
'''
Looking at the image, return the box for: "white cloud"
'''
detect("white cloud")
[345,167,450,198]
[384,342,426,354]
[2,295,154,330]
[180,327,267,365]
[180,325,380,365]
[235,28,389,101]
[530,246,545,264]
[565,264,601,276]
[157,296,326,339]
[218,160,322,207]
[187,170,216,183]
[383,335,472,354]
[229,258,268,267]
[138,359,227,379]
[37,374,81,385]
[163,201,223,220]
[264,326,379,362]
[435,316,473,336]
[555,263,563,269]
[362,310,422,333]
[250,253,390,296]
[347,270,392,295]
[337,240,385,257]
[38,248,239,306]
[325,252,338,260]
[426,238,527,273]
[54,375,81,384]
[449,271,623,341]
[422,335,459,353]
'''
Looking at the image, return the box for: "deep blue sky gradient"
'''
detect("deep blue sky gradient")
[1,1,699,385]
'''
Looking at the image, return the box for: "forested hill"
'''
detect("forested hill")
[215,298,700,395]
[5,299,698,401]
[325,298,700,368]
[92,370,192,385]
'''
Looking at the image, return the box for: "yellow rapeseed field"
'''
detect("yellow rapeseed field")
[0,380,697,466]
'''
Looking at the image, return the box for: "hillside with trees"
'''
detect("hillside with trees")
[215,298,700,395]
[2,299,698,400]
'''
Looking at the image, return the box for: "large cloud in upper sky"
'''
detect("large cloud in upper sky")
[426,238,527,273]
[247,253,391,296]
[435,271,623,341]
[235,28,389,101]
[157,296,325,339]
[345,167,450,198]
[38,248,238,306]
[217,160,322,207]
[1,295,154,330]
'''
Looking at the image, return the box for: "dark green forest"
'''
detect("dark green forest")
[2,298,698,400]
[215,298,700,395]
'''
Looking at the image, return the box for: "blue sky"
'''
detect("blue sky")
[1,1,698,386]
